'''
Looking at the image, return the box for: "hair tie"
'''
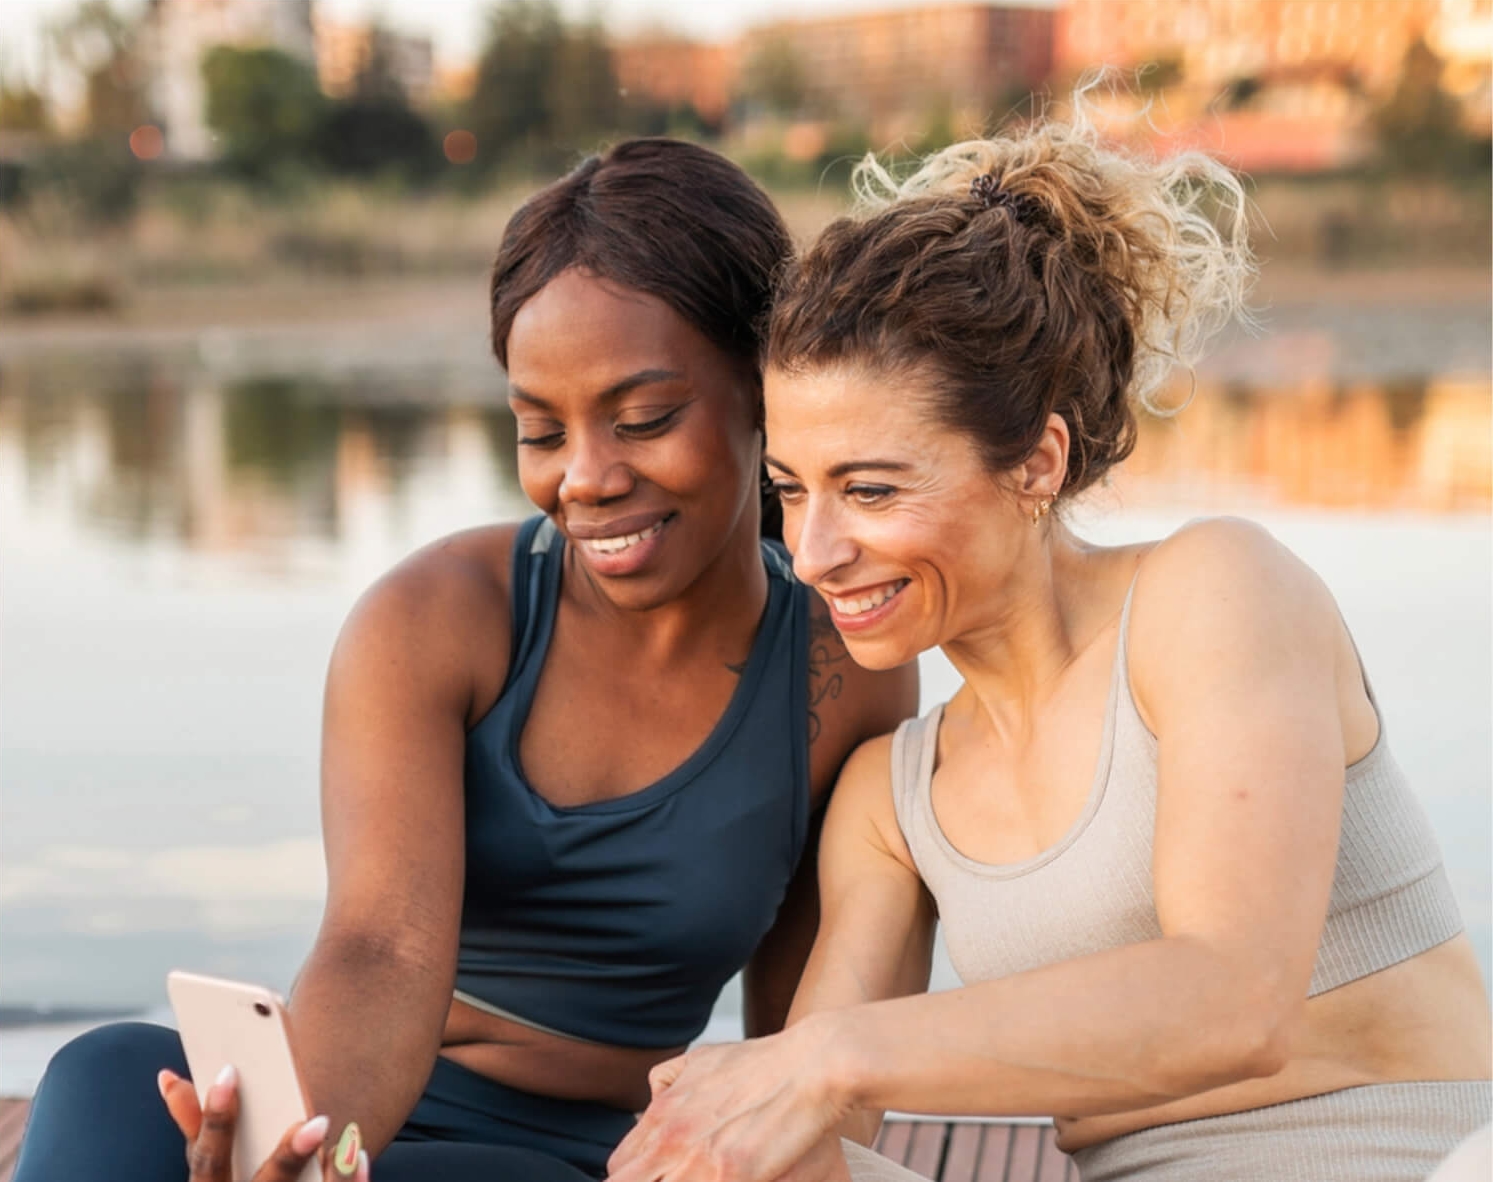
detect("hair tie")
[969,172,1041,225]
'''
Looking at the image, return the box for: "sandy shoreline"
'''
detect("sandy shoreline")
[1,265,1488,365]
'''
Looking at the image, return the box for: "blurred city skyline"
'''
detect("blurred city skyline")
[2,0,1060,85]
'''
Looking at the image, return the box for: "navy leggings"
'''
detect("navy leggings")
[13,1022,634,1181]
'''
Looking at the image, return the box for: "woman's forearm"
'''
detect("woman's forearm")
[814,936,1295,1122]
[288,931,456,1158]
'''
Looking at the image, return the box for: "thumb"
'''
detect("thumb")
[646,1054,687,1100]
[158,1069,204,1141]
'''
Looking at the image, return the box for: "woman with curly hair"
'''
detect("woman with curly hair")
[607,96,1492,1182]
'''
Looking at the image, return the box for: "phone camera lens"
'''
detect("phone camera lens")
[253,1002,271,1017]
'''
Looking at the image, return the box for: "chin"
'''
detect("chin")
[839,631,923,672]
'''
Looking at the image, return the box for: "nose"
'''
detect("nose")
[788,495,857,587]
[559,428,634,505]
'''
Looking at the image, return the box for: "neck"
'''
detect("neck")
[940,523,1099,734]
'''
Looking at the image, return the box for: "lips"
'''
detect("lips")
[565,510,673,541]
[822,578,911,635]
[564,511,676,575]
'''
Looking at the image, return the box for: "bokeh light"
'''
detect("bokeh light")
[443,130,477,165]
[129,125,164,161]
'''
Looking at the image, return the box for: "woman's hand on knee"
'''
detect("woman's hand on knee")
[158,1066,365,1182]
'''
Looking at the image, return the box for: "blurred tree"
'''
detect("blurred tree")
[26,138,142,223]
[467,0,564,168]
[47,0,149,134]
[201,45,325,181]
[738,35,809,118]
[0,83,51,132]
[315,23,440,182]
[353,22,408,104]
[465,0,620,173]
[1373,37,1479,176]
[548,18,620,148]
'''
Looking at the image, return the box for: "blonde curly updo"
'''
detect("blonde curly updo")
[767,82,1255,497]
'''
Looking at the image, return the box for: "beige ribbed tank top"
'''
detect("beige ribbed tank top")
[891,582,1464,996]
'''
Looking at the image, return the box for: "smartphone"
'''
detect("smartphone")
[166,970,319,1182]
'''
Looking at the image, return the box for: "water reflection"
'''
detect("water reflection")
[2,360,1488,562]
[0,359,530,566]
[1120,375,1492,513]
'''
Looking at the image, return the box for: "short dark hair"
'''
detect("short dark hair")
[490,138,791,375]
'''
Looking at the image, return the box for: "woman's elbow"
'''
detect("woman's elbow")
[1150,971,1302,1097]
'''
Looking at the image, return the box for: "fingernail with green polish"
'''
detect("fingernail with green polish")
[334,1122,362,1176]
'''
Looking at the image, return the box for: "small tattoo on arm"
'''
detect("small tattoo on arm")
[807,611,847,746]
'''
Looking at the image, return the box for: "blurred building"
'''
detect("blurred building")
[314,15,436,107]
[613,35,740,127]
[1429,0,1493,132]
[140,0,316,160]
[738,3,1056,137]
[1056,0,1442,96]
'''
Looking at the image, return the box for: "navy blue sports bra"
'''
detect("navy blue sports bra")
[455,516,812,1049]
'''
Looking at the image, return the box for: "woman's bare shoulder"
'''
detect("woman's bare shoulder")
[330,522,530,719]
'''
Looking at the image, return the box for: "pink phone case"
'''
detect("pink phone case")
[166,971,319,1182]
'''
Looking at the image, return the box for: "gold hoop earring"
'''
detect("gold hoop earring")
[1031,496,1052,526]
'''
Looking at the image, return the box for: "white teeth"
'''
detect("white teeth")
[584,519,665,555]
[831,581,907,617]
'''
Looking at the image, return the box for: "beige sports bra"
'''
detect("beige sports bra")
[891,579,1464,996]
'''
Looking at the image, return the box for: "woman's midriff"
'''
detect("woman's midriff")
[1056,935,1493,1153]
[437,995,683,1113]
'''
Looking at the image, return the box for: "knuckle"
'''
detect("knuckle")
[186,1143,225,1178]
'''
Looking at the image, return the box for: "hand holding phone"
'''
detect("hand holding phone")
[166,971,330,1182]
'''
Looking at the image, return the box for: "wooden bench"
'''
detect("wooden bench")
[0,1099,1073,1181]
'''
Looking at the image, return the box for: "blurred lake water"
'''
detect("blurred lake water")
[1,316,1489,1050]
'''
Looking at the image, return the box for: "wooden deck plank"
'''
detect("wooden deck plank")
[1005,1125,1047,1182]
[876,1118,915,1164]
[904,1121,949,1177]
[938,1123,984,1182]
[974,1124,1015,1182]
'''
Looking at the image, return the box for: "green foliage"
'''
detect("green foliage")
[1373,37,1483,177]
[465,0,620,173]
[201,46,326,181]
[739,36,809,118]
[315,97,441,183]
[25,138,143,224]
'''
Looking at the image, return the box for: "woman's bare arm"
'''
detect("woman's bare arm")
[287,534,513,1168]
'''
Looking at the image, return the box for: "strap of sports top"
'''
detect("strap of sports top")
[501,516,560,697]
[890,707,942,846]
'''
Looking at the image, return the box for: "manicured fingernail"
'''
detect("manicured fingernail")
[291,1115,330,1156]
[357,1149,370,1181]
[333,1122,362,1176]
[208,1063,236,1107]
[156,1069,172,1101]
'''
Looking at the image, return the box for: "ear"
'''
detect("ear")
[1018,412,1070,498]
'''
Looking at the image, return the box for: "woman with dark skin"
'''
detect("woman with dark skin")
[12,139,917,1182]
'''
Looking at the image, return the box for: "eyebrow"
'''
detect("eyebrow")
[508,368,685,410]
[764,455,912,479]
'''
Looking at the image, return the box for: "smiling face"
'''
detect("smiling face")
[506,268,762,609]
[764,362,1042,668]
